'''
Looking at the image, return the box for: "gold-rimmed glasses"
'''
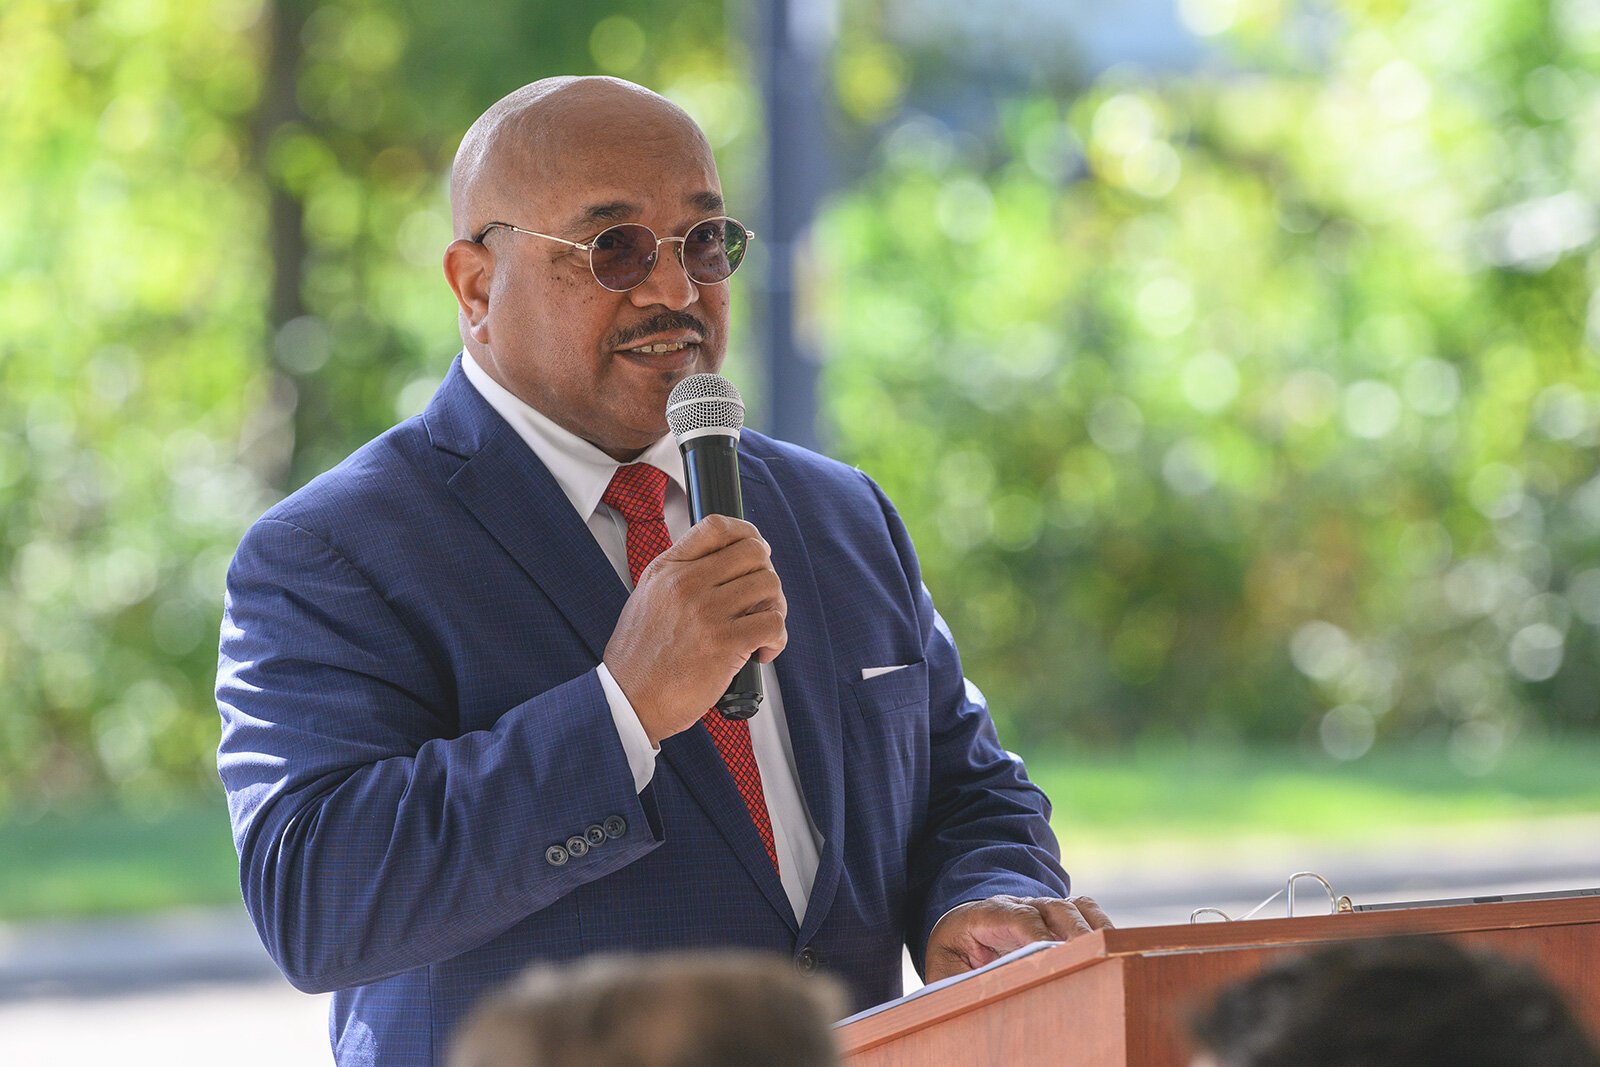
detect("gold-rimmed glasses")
[474,215,754,292]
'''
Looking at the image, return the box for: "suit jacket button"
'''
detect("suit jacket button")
[545,845,569,867]
[602,815,627,839]
[585,824,608,847]
[794,947,819,976]
[566,835,590,858]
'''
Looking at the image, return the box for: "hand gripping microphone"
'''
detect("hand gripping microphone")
[665,373,763,721]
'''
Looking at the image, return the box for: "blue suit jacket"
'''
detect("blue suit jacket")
[216,357,1068,1066]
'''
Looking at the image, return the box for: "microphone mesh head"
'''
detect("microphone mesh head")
[666,373,745,440]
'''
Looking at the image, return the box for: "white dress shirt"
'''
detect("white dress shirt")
[462,352,822,922]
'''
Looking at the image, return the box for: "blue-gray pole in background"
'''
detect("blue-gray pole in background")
[755,0,833,451]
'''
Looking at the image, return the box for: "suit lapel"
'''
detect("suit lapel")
[738,451,846,946]
[428,362,629,661]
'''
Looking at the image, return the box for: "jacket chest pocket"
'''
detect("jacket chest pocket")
[848,660,928,717]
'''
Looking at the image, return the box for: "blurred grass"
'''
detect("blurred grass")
[2,738,1598,920]
[1029,736,1600,851]
[0,802,240,921]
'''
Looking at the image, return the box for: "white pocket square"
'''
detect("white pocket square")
[861,664,912,680]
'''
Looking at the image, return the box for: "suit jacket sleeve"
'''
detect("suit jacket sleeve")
[861,476,1071,971]
[215,517,663,994]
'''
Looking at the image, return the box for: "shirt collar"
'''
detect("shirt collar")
[461,351,687,521]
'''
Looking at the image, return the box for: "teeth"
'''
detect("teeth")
[630,341,689,353]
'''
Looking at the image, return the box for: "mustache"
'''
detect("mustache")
[610,312,710,349]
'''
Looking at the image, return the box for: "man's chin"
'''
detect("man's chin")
[590,409,676,460]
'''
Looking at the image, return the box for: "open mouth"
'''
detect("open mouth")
[624,341,693,354]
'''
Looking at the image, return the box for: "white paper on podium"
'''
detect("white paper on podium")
[834,941,1062,1028]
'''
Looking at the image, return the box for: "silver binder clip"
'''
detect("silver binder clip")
[1191,871,1345,924]
[1286,871,1338,917]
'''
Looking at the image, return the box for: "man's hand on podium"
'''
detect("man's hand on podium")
[925,895,1114,983]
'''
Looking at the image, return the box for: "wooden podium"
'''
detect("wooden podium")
[839,897,1600,1065]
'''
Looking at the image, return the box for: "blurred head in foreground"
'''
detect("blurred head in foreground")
[448,950,846,1067]
[1189,935,1600,1067]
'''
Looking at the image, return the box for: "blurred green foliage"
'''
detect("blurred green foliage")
[0,0,749,809]
[822,0,1600,755]
[3,0,1599,815]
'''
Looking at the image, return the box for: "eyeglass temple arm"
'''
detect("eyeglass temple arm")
[473,222,588,250]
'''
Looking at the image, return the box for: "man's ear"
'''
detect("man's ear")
[443,239,494,344]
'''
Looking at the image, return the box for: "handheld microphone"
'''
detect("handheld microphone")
[665,373,763,721]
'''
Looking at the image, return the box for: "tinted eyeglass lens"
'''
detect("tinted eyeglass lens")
[589,224,658,291]
[683,217,747,284]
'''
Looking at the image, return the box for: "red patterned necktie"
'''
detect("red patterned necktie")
[602,462,780,875]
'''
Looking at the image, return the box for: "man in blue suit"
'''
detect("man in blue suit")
[217,76,1109,1067]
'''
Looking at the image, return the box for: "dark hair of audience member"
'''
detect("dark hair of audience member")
[448,950,846,1067]
[1190,935,1600,1067]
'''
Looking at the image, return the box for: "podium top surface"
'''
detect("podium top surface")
[1097,892,1600,956]
[839,895,1600,1054]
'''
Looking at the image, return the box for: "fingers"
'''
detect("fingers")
[1070,896,1116,931]
[707,537,777,589]
[662,514,765,561]
[1021,896,1113,942]
[738,608,788,662]
[738,602,788,639]
[647,518,775,594]
[713,569,787,617]
[1030,897,1095,940]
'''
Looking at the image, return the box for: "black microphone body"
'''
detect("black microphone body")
[668,377,763,721]
[680,434,746,524]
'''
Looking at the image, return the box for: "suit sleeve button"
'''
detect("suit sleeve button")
[585,824,608,847]
[602,815,627,839]
[545,845,569,867]
[566,835,590,858]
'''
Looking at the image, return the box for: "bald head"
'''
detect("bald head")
[449,77,713,239]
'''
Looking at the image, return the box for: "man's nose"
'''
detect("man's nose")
[629,241,699,311]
